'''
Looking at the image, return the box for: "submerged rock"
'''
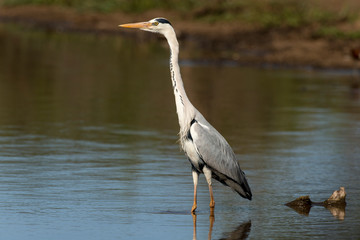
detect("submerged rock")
[285,195,312,215]
[285,187,346,219]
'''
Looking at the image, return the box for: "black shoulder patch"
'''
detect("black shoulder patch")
[155,18,172,26]
[190,118,197,126]
[187,130,193,141]
[187,119,197,141]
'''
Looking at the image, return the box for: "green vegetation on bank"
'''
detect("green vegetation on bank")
[1,0,360,39]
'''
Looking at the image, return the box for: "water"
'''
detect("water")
[0,23,360,239]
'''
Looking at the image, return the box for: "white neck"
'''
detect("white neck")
[164,29,195,133]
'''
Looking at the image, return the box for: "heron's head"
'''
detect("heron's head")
[119,18,173,35]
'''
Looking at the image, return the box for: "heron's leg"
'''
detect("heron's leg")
[203,166,215,208]
[191,169,199,213]
[208,209,215,239]
[192,212,197,240]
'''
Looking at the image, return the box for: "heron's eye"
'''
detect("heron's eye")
[152,22,159,26]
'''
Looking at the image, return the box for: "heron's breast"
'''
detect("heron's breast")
[182,139,202,169]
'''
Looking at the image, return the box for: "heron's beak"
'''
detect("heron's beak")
[119,21,152,30]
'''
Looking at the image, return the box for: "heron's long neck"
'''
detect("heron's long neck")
[165,30,195,131]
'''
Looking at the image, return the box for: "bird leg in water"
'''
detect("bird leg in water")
[208,210,215,239]
[192,212,197,239]
[191,170,199,213]
[203,166,215,209]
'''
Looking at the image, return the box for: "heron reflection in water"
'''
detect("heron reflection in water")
[119,18,252,213]
[192,211,251,240]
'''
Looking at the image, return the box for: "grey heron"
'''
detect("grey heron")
[119,18,252,212]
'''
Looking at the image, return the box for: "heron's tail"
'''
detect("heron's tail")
[225,174,252,200]
[211,167,252,200]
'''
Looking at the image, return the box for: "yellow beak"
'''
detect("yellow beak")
[118,22,152,29]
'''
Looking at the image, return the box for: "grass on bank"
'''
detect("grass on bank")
[1,0,360,39]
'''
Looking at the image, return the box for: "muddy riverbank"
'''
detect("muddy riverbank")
[1,5,359,69]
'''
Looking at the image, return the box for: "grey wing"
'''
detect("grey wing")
[190,119,252,200]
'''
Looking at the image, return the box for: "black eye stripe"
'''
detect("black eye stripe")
[155,18,172,26]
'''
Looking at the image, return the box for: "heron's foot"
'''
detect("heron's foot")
[209,200,215,209]
[191,203,197,213]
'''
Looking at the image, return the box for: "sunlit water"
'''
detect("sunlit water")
[0,23,360,239]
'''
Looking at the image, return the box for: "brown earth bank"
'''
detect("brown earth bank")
[1,5,359,70]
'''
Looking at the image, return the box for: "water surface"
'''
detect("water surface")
[0,23,359,239]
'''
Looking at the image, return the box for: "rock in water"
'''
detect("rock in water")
[323,187,346,206]
[285,187,346,219]
[285,196,312,215]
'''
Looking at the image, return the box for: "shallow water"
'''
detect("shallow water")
[0,23,360,239]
